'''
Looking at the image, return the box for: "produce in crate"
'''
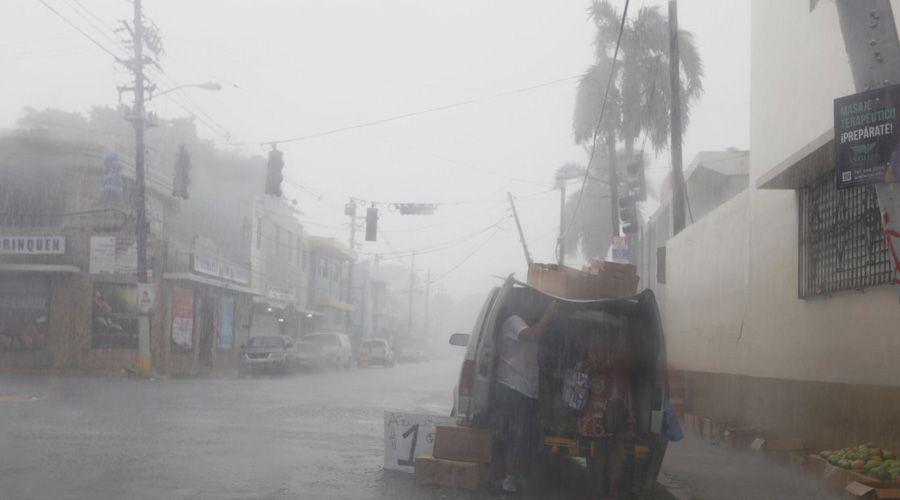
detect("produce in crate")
[818,444,900,482]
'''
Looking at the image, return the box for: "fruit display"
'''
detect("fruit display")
[819,444,900,483]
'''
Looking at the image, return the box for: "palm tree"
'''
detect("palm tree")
[566,0,704,259]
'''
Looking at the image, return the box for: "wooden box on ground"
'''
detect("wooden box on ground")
[415,454,486,491]
[527,262,638,300]
[845,481,900,499]
[433,426,492,464]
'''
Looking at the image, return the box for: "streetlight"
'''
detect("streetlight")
[149,82,222,100]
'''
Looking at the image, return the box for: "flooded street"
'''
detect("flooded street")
[0,359,463,500]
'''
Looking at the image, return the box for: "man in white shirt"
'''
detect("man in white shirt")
[495,300,558,493]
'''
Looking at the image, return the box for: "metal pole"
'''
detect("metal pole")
[608,132,620,238]
[132,0,151,376]
[669,0,687,235]
[558,184,566,265]
[507,192,533,266]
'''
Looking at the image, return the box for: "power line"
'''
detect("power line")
[224,73,586,147]
[563,0,631,237]
[429,226,503,285]
[36,0,126,63]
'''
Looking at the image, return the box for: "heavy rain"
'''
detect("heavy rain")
[1,1,899,499]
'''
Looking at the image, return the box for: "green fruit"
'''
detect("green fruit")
[879,469,892,482]
[840,460,852,469]
[884,451,895,460]
[820,451,830,458]
[865,460,882,471]
[852,459,866,469]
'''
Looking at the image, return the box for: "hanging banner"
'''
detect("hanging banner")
[217,296,235,349]
[834,84,900,188]
[170,287,194,351]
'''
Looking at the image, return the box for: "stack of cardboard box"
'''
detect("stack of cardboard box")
[526,260,639,300]
[415,425,492,491]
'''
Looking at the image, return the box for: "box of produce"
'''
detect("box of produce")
[818,444,899,484]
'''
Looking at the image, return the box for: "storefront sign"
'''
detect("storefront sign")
[267,286,295,303]
[383,411,455,473]
[217,296,235,349]
[0,236,65,255]
[191,254,250,285]
[89,236,150,275]
[835,84,900,188]
[170,287,194,351]
[91,283,140,349]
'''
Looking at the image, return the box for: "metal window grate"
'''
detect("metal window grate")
[798,170,892,298]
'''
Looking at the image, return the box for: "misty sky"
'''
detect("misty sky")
[1,0,749,300]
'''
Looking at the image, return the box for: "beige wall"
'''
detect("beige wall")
[664,0,900,388]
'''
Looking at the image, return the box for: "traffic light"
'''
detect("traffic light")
[172,144,191,200]
[365,207,378,241]
[265,147,284,196]
[619,195,639,234]
[626,154,646,202]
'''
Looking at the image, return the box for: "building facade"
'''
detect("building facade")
[662,1,900,451]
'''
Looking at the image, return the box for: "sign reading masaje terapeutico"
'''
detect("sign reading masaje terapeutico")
[835,84,900,188]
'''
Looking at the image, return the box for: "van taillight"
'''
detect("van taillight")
[459,359,475,397]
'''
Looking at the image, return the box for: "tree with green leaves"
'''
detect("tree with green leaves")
[564,0,703,260]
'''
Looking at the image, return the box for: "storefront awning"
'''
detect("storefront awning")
[252,295,292,310]
[0,263,81,273]
[316,298,356,312]
[756,128,833,190]
[163,272,263,296]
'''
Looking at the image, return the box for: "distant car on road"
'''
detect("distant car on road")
[358,338,394,367]
[239,335,302,376]
[304,332,353,369]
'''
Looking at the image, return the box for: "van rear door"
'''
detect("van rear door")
[469,278,514,426]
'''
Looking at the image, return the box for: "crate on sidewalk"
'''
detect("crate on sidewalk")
[414,454,487,490]
[432,425,492,464]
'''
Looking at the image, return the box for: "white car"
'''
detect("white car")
[357,338,394,367]
[304,332,353,370]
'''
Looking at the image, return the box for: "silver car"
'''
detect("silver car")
[304,332,353,370]
[239,335,301,376]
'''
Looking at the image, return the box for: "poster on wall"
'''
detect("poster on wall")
[0,276,50,351]
[835,84,900,188]
[89,236,152,275]
[91,283,139,349]
[170,287,194,352]
[217,296,235,350]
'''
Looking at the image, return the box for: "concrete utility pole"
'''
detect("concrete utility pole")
[558,183,566,265]
[608,134,621,238]
[669,0,687,235]
[507,192,533,267]
[130,0,151,375]
[424,269,430,339]
[406,252,415,338]
[833,0,900,291]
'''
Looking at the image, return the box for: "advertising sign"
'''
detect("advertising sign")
[217,296,235,349]
[91,283,139,349]
[89,236,151,275]
[0,276,49,351]
[0,236,65,255]
[170,287,194,351]
[191,254,250,285]
[834,84,900,188]
[137,283,156,314]
[383,411,455,473]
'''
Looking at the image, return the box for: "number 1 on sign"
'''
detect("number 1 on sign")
[397,424,419,466]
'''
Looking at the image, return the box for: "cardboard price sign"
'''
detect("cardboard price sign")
[835,84,900,188]
[383,411,454,473]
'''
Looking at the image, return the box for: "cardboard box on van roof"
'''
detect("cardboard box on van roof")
[527,262,638,300]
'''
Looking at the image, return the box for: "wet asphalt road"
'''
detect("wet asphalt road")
[0,357,682,500]
[0,357,470,500]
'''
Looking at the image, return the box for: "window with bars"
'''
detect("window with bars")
[797,170,892,298]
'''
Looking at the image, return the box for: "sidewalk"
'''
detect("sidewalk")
[658,435,842,500]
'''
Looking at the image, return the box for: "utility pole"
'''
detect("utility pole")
[669,0,687,235]
[130,0,151,376]
[608,135,620,238]
[406,252,415,338]
[507,192,533,267]
[832,0,900,292]
[424,269,431,339]
[558,183,566,265]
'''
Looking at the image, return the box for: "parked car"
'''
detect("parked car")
[304,332,353,369]
[239,335,301,376]
[358,338,394,367]
[448,276,670,496]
